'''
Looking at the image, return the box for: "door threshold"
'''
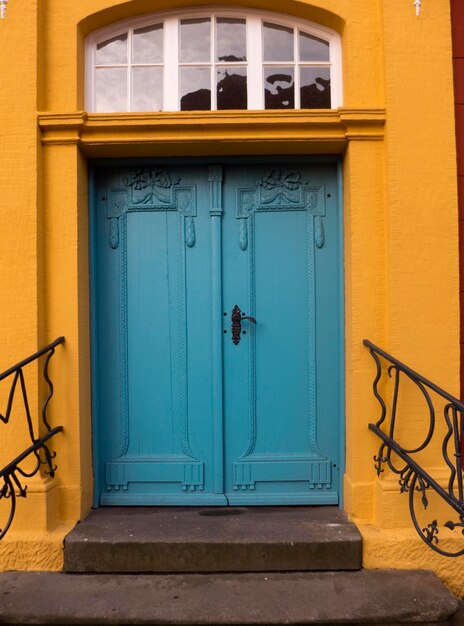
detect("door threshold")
[226,493,339,506]
[100,494,229,506]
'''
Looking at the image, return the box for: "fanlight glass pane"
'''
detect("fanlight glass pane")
[216,18,246,62]
[263,22,294,62]
[300,67,331,108]
[264,67,294,109]
[95,68,127,111]
[180,18,211,63]
[217,67,247,109]
[133,24,163,64]
[180,67,211,110]
[96,34,128,65]
[132,67,163,111]
[90,13,337,112]
[299,31,330,62]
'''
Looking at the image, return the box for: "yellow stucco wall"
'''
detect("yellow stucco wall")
[0,0,462,593]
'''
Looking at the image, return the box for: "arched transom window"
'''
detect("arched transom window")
[86,9,342,112]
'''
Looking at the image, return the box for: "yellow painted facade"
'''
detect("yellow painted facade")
[0,0,462,595]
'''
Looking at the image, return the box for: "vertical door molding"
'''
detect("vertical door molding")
[209,165,225,494]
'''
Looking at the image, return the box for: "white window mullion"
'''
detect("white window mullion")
[127,29,132,111]
[247,15,262,109]
[294,28,299,109]
[164,16,178,111]
[211,15,216,110]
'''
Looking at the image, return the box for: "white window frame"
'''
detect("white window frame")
[85,7,343,112]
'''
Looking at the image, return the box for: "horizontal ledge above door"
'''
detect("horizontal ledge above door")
[37,108,386,157]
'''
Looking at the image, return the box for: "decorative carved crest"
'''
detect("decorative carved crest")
[258,167,309,206]
[125,168,180,205]
[261,167,307,190]
[106,168,196,249]
[237,168,325,215]
[236,167,327,251]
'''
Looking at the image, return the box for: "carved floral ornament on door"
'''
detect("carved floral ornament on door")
[0,1,423,20]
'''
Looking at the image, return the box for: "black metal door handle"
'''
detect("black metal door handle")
[231,305,256,345]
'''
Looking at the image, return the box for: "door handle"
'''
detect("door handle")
[231,305,256,345]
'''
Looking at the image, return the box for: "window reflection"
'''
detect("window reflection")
[299,32,329,62]
[263,22,294,62]
[180,19,211,63]
[264,68,294,109]
[96,34,127,65]
[180,67,211,110]
[91,14,336,112]
[216,18,246,62]
[132,67,163,111]
[217,67,247,109]
[300,67,330,108]
[133,24,163,64]
[95,68,127,111]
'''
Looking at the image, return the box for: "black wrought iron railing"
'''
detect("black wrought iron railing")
[0,337,64,539]
[364,339,464,557]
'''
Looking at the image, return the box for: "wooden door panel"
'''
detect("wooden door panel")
[95,166,226,504]
[92,161,341,506]
[222,164,340,504]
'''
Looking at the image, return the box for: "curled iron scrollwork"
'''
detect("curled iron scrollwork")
[0,337,64,539]
[365,339,464,557]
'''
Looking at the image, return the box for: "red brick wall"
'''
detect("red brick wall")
[451,0,464,394]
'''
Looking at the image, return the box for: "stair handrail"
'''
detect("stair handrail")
[0,337,64,539]
[364,339,464,557]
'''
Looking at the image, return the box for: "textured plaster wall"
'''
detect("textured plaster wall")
[361,523,464,598]
[451,0,464,394]
[355,1,462,593]
[382,1,459,363]
[0,0,461,589]
[0,6,39,402]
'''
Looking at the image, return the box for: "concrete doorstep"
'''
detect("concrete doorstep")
[0,569,458,625]
[64,506,362,573]
[7,507,454,625]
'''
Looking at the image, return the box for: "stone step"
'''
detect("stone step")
[0,570,458,625]
[64,506,362,573]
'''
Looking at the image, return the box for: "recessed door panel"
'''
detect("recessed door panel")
[92,161,341,505]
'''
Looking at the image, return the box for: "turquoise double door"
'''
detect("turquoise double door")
[92,160,342,505]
